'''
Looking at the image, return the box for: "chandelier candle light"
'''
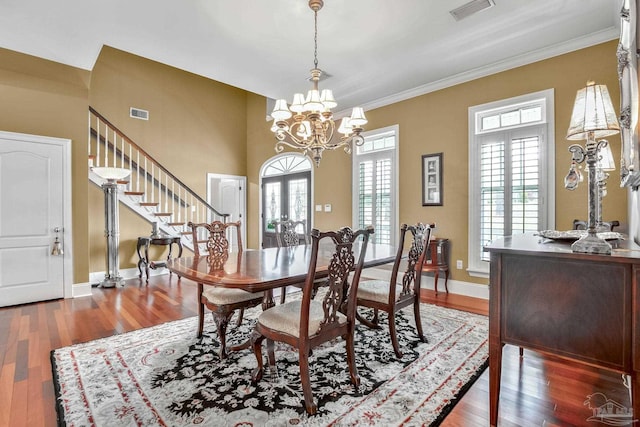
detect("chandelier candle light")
[565,81,620,255]
[270,0,367,167]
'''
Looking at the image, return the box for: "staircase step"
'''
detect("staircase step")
[116,180,129,185]
[181,231,192,235]
[154,213,172,217]
[140,202,159,207]
[124,191,144,196]
[167,222,185,226]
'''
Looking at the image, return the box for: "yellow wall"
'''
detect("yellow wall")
[0,47,91,282]
[87,46,249,272]
[0,40,626,288]
[247,40,626,285]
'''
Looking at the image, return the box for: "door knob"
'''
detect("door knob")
[51,227,63,256]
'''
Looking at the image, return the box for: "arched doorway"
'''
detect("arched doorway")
[260,154,312,248]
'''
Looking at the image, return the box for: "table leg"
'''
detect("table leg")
[489,339,502,427]
[167,242,174,277]
[136,239,144,278]
[197,283,205,338]
[144,242,151,283]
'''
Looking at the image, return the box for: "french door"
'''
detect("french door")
[262,171,311,248]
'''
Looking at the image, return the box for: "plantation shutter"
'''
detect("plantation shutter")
[479,128,542,261]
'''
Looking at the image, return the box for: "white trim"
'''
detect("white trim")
[0,130,74,300]
[352,124,400,246]
[89,266,170,285]
[206,172,247,249]
[335,28,618,118]
[364,267,489,300]
[258,152,314,249]
[72,282,92,298]
[467,89,555,275]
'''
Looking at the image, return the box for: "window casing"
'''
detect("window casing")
[468,89,555,277]
[352,125,399,246]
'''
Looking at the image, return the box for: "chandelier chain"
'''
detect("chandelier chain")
[313,9,318,69]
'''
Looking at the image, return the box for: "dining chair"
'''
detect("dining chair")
[274,219,311,304]
[189,220,264,359]
[356,222,432,359]
[250,226,374,415]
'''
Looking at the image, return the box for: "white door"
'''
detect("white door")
[0,133,67,307]
[207,173,246,251]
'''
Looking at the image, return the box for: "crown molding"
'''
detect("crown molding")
[352,27,620,115]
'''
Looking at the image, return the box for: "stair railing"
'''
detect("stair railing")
[88,107,230,237]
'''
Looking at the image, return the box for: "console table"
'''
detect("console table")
[422,237,449,294]
[485,233,640,426]
[136,236,183,282]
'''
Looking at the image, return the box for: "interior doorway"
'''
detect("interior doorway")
[207,173,246,252]
[260,154,312,248]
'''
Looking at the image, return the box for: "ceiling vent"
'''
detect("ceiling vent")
[130,107,149,121]
[450,0,495,21]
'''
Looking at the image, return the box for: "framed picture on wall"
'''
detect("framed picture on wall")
[422,152,443,206]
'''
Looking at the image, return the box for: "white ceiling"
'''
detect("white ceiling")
[0,0,621,116]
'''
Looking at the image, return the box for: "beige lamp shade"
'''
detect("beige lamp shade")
[567,81,620,140]
[597,143,616,171]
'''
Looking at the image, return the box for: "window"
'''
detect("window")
[352,125,399,246]
[468,89,555,276]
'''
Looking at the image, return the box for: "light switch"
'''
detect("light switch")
[315,204,322,212]
[324,204,332,212]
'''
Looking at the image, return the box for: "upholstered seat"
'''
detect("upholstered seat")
[357,280,403,304]
[189,220,264,359]
[257,300,347,338]
[356,223,432,359]
[251,226,373,415]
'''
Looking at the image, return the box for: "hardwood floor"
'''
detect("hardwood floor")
[0,275,631,426]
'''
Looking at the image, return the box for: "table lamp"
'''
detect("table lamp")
[566,81,620,254]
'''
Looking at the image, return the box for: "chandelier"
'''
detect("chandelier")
[270,0,367,167]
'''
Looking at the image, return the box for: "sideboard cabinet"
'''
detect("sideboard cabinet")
[485,233,640,426]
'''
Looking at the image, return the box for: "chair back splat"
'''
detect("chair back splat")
[275,219,310,247]
[274,219,311,304]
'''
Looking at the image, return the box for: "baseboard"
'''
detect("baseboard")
[80,266,490,301]
[363,267,489,300]
[72,282,92,298]
[88,266,170,287]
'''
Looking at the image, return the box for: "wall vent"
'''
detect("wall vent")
[450,0,495,21]
[130,107,149,120]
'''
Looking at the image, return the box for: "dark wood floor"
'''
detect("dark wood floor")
[0,275,632,426]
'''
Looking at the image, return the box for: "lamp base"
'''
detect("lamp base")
[571,233,612,255]
[99,275,125,288]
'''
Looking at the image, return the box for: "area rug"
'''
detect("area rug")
[51,303,488,426]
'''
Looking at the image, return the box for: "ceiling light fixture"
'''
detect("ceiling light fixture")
[270,0,367,167]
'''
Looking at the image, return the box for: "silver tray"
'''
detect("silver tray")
[537,230,624,241]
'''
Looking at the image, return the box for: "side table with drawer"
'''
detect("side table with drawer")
[136,236,183,283]
[422,237,449,295]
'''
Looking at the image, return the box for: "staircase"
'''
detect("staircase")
[87,107,230,251]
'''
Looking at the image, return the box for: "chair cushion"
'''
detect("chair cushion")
[202,287,264,305]
[257,300,346,338]
[357,279,402,304]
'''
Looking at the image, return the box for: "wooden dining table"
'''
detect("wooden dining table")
[167,241,396,302]
[167,241,396,353]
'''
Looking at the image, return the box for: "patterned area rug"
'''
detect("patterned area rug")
[51,303,488,426]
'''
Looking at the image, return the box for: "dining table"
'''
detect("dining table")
[167,241,396,302]
[167,241,396,353]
